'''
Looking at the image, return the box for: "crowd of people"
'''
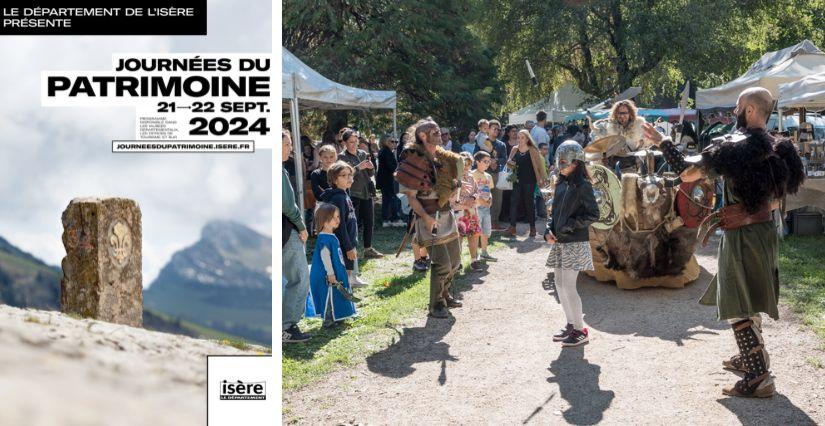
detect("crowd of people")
[283,86,807,399]
[281,109,596,342]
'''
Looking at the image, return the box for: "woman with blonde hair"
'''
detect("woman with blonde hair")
[506,129,549,238]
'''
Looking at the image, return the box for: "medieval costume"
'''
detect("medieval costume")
[308,233,357,326]
[591,115,652,172]
[658,127,804,397]
[396,128,464,317]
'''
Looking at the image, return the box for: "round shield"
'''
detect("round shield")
[587,164,622,230]
[675,180,715,228]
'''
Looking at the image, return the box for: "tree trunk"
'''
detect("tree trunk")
[325,110,349,136]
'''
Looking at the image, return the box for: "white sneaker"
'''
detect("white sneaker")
[392,220,406,227]
[382,221,391,228]
[349,272,368,288]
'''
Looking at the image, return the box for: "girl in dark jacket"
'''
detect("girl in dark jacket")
[319,161,368,287]
[544,140,600,347]
[376,135,404,226]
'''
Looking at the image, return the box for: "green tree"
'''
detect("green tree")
[478,0,825,112]
[283,0,504,135]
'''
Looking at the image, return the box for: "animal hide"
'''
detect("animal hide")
[605,225,696,279]
[433,147,462,208]
[592,116,651,155]
[602,173,692,278]
[702,130,804,214]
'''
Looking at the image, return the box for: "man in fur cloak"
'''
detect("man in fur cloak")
[644,87,804,398]
[396,118,464,318]
[591,99,652,164]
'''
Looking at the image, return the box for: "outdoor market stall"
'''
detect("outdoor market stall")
[282,46,397,210]
[696,40,825,111]
[508,83,588,125]
[778,72,825,213]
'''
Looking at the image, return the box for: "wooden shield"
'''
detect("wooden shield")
[587,164,622,230]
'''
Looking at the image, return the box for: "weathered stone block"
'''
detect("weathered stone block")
[61,197,142,326]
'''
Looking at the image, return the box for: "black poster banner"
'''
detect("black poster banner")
[0,0,206,35]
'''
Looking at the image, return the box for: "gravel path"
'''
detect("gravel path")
[284,224,825,425]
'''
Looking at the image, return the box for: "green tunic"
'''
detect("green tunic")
[698,177,780,320]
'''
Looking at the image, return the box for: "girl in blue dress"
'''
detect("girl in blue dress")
[309,203,358,327]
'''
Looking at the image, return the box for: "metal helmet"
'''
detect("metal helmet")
[555,140,585,171]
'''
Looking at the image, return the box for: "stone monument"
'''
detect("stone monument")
[61,197,142,326]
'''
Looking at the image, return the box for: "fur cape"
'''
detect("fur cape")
[592,116,650,153]
[701,129,804,214]
[401,142,463,208]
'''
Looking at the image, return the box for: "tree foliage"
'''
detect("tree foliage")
[477,0,825,113]
[283,0,504,135]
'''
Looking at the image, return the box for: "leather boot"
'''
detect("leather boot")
[722,318,775,398]
[507,225,517,236]
[428,302,451,318]
[529,225,537,237]
[443,290,463,308]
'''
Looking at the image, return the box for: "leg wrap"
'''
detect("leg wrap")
[731,318,771,394]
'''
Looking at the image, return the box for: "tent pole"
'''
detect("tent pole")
[778,108,784,132]
[393,108,398,140]
[290,97,305,213]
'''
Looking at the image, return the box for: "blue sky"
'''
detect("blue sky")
[0,0,272,286]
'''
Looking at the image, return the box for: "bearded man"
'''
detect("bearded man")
[396,118,464,318]
[591,99,651,170]
[643,87,804,398]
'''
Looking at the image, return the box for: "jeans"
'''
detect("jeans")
[353,196,374,248]
[282,229,310,331]
[477,206,492,237]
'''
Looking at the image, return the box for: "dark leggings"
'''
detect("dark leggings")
[380,182,401,221]
[510,182,536,227]
[353,196,374,248]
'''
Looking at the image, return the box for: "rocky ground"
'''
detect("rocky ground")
[284,227,825,425]
[0,305,266,426]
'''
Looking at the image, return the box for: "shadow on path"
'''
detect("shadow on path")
[366,316,457,384]
[717,394,817,425]
[573,263,727,346]
[546,347,614,425]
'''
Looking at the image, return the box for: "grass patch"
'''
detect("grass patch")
[220,338,251,351]
[24,315,46,325]
[805,356,823,369]
[778,235,825,342]
[283,214,508,391]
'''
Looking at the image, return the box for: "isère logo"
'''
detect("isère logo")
[219,380,266,400]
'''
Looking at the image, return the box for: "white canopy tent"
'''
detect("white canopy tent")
[778,72,825,110]
[282,47,397,210]
[508,83,588,124]
[696,40,825,110]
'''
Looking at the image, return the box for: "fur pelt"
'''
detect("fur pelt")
[620,173,671,230]
[592,116,651,154]
[605,225,696,279]
[601,172,692,278]
[433,147,463,208]
[702,129,805,214]
[402,142,462,208]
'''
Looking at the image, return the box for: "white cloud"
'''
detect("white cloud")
[0,0,272,286]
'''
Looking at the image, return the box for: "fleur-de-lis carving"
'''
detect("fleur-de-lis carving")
[108,221,132,267]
